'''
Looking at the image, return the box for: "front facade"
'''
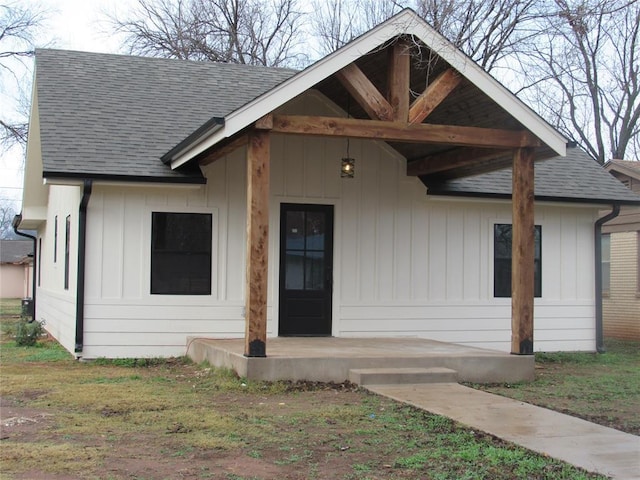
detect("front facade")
[37,110,600,357]
[19,11,640,359]
[602,160,640,340]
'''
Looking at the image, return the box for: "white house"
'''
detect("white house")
[17,10,640,360]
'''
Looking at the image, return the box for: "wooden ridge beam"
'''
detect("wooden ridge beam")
[335,63,393,121]
[271,115,541,149]
[388,40,411,122]
[407,147,509,176]
[409,69,462,124]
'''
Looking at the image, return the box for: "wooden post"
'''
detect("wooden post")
[244,130,270,357]
[511,147,535,355]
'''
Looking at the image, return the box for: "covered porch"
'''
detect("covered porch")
[187,337,534,384]
[166,11,569,371]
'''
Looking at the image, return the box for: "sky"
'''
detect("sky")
[1,0,131,211]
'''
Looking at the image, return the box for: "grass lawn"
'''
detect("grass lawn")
[473,338,640,435]
[0,298,630,479]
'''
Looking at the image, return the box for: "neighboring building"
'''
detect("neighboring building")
[0,239,34,299]
[602,160,640,340]
[16,10,640,360]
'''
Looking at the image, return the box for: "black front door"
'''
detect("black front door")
[279,204,334,336]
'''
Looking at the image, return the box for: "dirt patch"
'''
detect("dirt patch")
[0,397,54,440]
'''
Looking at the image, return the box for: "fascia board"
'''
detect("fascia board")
[402,21,567,157]
[171,9,566,169]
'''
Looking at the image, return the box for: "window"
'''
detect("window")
[151,212,212,295]
[494,224,541,298]
[64,215,71,290]
[602,233,611,295]
[53,215,58,263]
[38,238,42,287]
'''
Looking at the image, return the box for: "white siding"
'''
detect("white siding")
[35,184,82,354]
[50,92,599,358]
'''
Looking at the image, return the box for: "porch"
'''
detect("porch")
[186,337,534,384]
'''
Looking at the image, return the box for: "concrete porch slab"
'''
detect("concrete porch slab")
[186,337,534,383]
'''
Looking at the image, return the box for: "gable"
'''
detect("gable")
[166,9,566,171]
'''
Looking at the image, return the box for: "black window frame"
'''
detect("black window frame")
[53,215,58,263]
[150,212,213,295]
[494,223,542,298]
[38,237,42,287]
[64,215,71,290]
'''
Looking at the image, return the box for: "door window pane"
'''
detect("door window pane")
[306,212,325,250]
[305,251,324,290]
[286,211,305,250]
[285,252,304,289]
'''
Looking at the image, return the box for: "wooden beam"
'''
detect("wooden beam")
[407,147,509,176]
[244,130,270,358]
[335,63,393,121]
[511,147,535,355]
[199,135,248,166]
[255,113,273,130]
[388,40,411,122]
[271,115,542,149]
[409,69,462,124]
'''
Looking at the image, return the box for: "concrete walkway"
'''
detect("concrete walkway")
[366,383,640,479]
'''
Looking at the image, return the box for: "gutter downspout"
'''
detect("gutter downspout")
[75,180,92,356]
[594,204,620,353]
[12,214,37,320]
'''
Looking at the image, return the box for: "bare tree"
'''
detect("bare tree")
[111,0,306,67]
[520,0,640,162]
[310,0,542,73]
[0,201,17,239]
[0,2,47,150]
[413,0,543,72]
[310,0,401,56]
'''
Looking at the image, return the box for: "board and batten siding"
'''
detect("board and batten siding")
[79,146,599,357]
[35,184,82,354]
[68,92,599,358]
[603,231,640,340]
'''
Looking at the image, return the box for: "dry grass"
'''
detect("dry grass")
[0,298,609,480]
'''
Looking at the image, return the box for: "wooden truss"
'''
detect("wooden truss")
[201,39,537,358]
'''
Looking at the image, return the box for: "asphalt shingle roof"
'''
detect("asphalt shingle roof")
[35,49,296,182]
[33,50,640,206]
[428,147,640,205]
[0,240,33,264]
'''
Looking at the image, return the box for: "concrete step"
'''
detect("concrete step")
[349,367,458,386]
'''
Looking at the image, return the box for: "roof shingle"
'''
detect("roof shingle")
[428,147,640,205]
[35,49,296,182]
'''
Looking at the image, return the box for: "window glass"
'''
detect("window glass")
[54,215,58,263]
[64,215,71,290]
[151,212,212,295]
[494,224,541,298]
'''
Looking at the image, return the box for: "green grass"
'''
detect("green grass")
[473,338,640,435]
[0,302,613,479]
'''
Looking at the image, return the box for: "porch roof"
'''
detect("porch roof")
[427,146,640,205]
